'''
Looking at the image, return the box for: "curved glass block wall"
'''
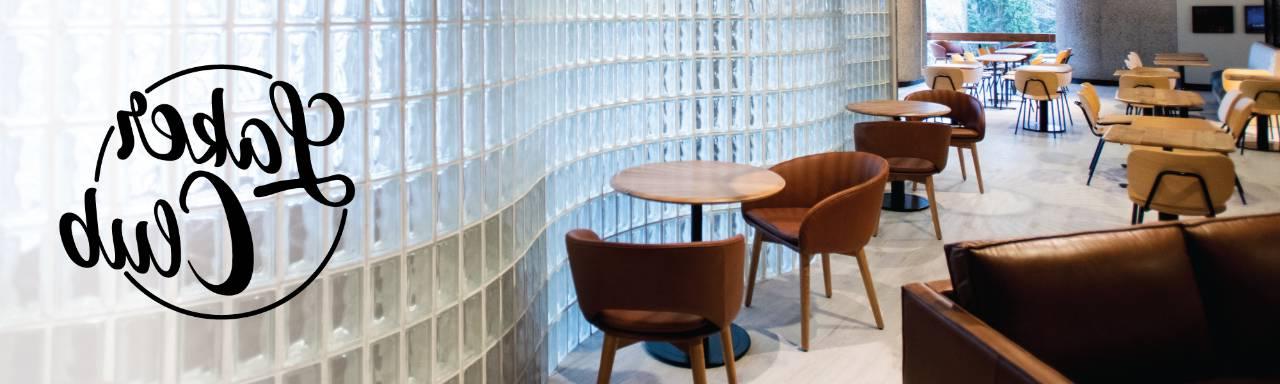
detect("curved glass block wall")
[0,0,894,383]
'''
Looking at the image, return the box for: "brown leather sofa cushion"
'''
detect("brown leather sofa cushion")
[946,225,1217,382]
[1183,214,1280,378]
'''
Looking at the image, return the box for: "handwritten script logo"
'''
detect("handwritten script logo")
[58,65,353,320]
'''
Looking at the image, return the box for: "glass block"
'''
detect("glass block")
[282,364,320,384]
[462,90,483,158]
[234,292,276,379]
[330,0,364,21]
[406,172,435,245]
[370,102,403,178]
[233,28,275,110]
[0,329,43,384]
[435,235,460,308]
[370,27,401,99]
[236,0,276,23]
[243,200,276,287]
[115,313,164,384]
[370,258,402,335]
[328,348,362,384]
[406,320,432,384]
[485,282,501,343]
[436,94,461,164]
[283,280,322,366]
[464,359,483,384]
[436,24,460,91]
[405,98,435,171]
[371,334,400,384]
[285,0,322,22]
[407,0,433,21]
[463,293,482,359]
[53,322,104,384]
[370,179,403,256]
[181,211,223,298]
[405,26,434,96]
[330,268,363,348]
[329,27,365,99]
[462,158,483,223]
[463,25,484,87]
[435,305,460,380]
[282,193,322,278]
[436,164,461,235]
[330,106,365,182]
[180,303,223,383]
[406,246,434,321]
[284,27,323,97]
[438,0,460,20]
[371,0,402,20]
[462,225,483,293]
[485,342,502,384]
[483,216,501,280]
[329,185,366,266]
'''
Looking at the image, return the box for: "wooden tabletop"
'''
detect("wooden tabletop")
[1017,64,1072,73]
[977,54,1026,63]
[1113,68,1181,79]
[928,63,984,69]
[1155,52,1207,60]
[1224,72,1280,82]
[846,100,951,118]
[1115,88,1205,108]
[995,48,1039,55]
[1104,117,1234,153]
[1152,54,1211,67]
[610,161,786,205]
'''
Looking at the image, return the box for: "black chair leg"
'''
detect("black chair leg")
[1131,204,1138,225]
[1087,138,1105,185]
[1236,176,1248,205]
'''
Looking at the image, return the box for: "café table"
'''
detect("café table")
[996,47,1039,64]
[610,160,785,368]
[1153,53,1211,89]
[847,100,952,212]
[1104,116,1235,153]
[1113,68,1182,79]
[977,54,1027,108]
[845,100,950,122]
[1114,87,1205,118]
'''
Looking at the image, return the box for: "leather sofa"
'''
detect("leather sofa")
[902,213,1280,383]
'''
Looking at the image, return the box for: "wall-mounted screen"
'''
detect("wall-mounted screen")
[1246,5,1267,34]
[1193,6,1236,33]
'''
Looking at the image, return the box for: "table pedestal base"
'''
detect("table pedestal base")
[644,324,751,368]
[882,181,930,212]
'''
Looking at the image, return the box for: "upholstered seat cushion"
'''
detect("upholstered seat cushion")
[951,128,981,141]
[743,207,806,245]
[1098,115,1134,126]
[596,309,716,337]
[888,157,937,174]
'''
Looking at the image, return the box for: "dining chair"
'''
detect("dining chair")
[1127,150,1235,224]
[1014,69,1065,133]
[854,121,952,239]
[740,152,889,352]
[1054,48,1073,64]
[904,89,987,193]
[565,230,746,384]
[923,66,965,92]
[928,42,948,63]
[1119,74,1174,115]
[1238,79,1280,150]
[1076,83,1134,186]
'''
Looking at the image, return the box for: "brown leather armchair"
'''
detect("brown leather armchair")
[566,230,746,384]
[740,152,889,351]
[905,90,987,193]
[902,213,1280,383]
[855,121,953,239]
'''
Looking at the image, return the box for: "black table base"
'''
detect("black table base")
[882,180,930,212]
[644,324,751,368]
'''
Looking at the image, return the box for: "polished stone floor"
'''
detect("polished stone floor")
[548,84,1280,383]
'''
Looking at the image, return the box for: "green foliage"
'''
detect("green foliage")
[965,0,1053,34]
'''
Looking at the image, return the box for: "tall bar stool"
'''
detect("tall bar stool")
[565,230,746,384]
[740,152,889,352]
[1014,69,1067,134]
[1238,79,1280,151]
[1127,150,1236,224]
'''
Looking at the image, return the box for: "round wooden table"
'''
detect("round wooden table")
[610,160,785,369]
[846,100,951,121]
[978,54,1028,108]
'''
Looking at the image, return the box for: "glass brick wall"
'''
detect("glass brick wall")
[0,0,894,383]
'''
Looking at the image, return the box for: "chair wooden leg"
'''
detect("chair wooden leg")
[956,146,968,181]
[856,249,885,330]
[969,144,985,194]
[688,341,708,384]
[720,328,738,384]
[597,334,620,384]
[925,177,942,240]
[745,232,763,307]
[799,253,812,352]
[821,253,832,298]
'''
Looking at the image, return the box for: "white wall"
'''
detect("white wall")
[1176,0,1267,84]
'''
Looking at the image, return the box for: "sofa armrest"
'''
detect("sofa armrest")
[902,281,1071,384]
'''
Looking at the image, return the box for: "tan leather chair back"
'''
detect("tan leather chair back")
[1054,48,1073,64]
[1077,83,1105,135]
[1120,74,1174,90]
[1239,79,1280,114]
[1127,150,1236,216]
[565,230,746,330]
[1015,69,1060,100]
[904,89,987,141]
[1226,97,1255,142]
[923,66,965,91]
[854,121,952,173]
[744,152,889,255]
[1128,52,1145,68]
